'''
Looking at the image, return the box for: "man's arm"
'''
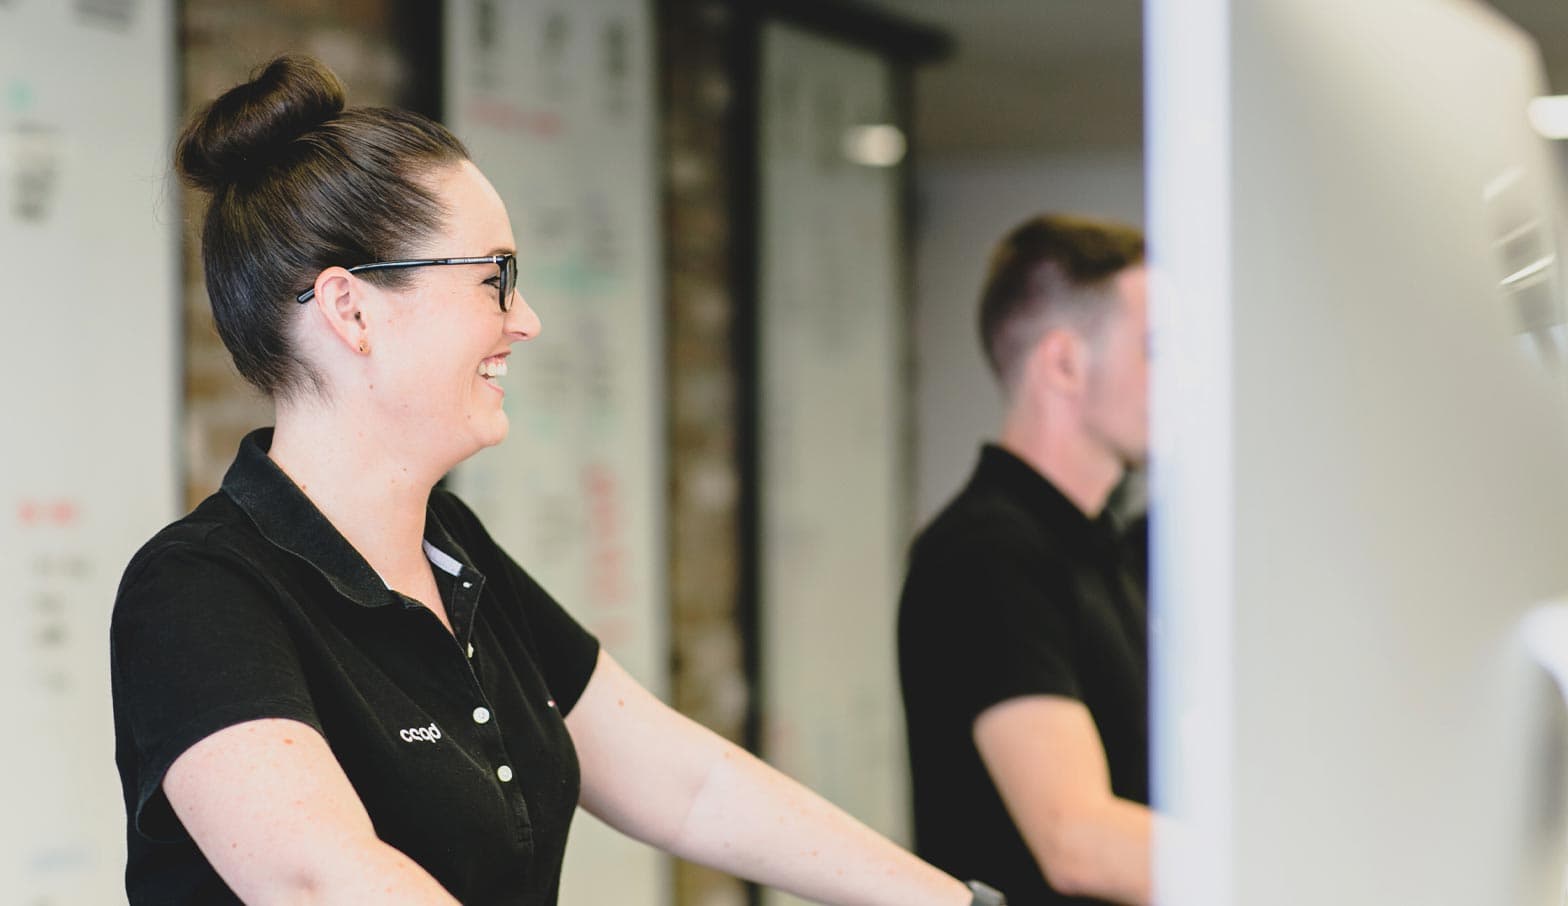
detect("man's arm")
[974,695,1151,905]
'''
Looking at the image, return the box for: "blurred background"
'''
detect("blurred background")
[2,1,1566,905]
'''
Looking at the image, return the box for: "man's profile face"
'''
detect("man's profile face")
[1083,264,1150,467]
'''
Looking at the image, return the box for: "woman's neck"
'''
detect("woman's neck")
[267,403,442,585]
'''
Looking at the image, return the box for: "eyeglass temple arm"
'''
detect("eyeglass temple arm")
[295,258,505,304]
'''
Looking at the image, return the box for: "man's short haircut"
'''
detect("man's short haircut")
[978,213,1145,392]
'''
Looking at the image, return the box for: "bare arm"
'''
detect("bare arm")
[565,651,971,906]
[973,695,1151,905]
[163,718,459,906]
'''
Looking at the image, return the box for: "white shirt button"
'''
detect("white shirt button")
[496,765,514,783]
[467,643,475,658]
[473,707,491,725]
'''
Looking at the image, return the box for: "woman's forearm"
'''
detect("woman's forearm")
[569,653,971,906]
[235,837,460,906]
[666,742,970,906]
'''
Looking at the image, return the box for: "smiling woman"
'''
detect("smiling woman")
[108,54,991,906]
[279,154,542,464]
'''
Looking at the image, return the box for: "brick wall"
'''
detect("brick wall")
[660,3,752,905]
[178,0,426,506]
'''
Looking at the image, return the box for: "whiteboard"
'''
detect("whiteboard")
[758,24,909,906]
[0,1,178,903]
[443,2,669,904]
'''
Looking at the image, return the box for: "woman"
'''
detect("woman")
[110,55,1003,906]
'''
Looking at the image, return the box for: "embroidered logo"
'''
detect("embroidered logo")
[399,722,444,743]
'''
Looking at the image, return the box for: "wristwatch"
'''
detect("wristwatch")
[965,880,1007,906]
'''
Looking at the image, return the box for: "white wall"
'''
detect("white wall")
[911,152,1145,524]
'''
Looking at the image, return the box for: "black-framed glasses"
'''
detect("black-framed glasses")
[295,254,518,312]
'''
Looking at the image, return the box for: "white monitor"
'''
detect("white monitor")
[1149,1,1568,903]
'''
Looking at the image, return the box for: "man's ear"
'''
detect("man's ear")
[1027,326,1089,397]
[306,267,369,354]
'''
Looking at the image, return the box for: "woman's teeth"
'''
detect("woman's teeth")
[479,359,508,379]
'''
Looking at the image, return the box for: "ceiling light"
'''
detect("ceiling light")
[842,124,907,167]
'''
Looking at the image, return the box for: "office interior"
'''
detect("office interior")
[4,1,1568,904]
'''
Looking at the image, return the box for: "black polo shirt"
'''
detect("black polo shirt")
[898,444,1148,906]
[110,429,600,905]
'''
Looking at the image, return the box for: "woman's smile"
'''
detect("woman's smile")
[478,353,509,394]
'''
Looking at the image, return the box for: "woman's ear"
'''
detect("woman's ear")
[305,267,370,354]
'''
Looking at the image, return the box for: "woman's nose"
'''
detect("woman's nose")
[507,294,541,340]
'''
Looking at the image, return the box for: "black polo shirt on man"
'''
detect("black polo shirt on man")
[110,428,600,905]
[898,444,1148,906]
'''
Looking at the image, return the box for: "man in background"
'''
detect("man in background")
[898,214,1152,905]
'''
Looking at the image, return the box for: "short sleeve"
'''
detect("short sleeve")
[510,570,600,716]
[906,529,1082,720]
[111,540,321,842]
[428,491,601,716]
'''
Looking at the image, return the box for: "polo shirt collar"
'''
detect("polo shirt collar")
[220,427,478,608]
[973,443,1121,558]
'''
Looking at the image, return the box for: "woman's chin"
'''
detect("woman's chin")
[475,413,511,449]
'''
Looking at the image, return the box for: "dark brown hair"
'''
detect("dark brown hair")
[176,55,468,398]
[978,213,1145,391]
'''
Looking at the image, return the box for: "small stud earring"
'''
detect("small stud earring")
[358,340,369,354]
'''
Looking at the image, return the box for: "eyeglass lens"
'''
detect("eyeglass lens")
[500,255,517,312]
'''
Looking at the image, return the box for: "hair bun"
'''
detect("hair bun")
[176,55,346,192]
